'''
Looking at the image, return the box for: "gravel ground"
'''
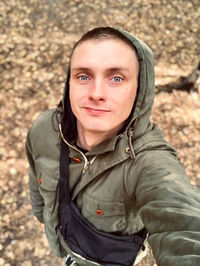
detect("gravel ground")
[0,0,200,265]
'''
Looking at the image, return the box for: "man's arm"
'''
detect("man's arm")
[136,150,200,265]
[26,131,44,223]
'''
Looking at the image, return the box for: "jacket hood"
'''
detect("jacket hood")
[118,29,155,140]
[60,28,155,147]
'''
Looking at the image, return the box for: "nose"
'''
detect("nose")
[89,77,105,102]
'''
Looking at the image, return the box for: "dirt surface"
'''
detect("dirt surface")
[0,0,200,265]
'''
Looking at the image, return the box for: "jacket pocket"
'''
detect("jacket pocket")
[36,168,59,213]
[35,168,62,257]
[81,193,126,233]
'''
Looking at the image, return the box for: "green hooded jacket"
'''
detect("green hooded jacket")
[26,28,200,266]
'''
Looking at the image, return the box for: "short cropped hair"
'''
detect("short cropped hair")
[71,27,136,55]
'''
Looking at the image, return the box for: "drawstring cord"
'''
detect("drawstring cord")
[128,119,137,160]
[51,101,63,132]
[58,123,91,173]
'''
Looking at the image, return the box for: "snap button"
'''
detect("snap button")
[96,209,103,216]
[38,177,42,184]
[72,157,82,163]
[125,147,130,153]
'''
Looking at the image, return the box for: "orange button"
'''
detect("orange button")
[38,177,42,184]
[72,157,82,163]
[96,209,103,216]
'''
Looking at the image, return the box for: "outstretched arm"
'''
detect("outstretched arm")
[136,150,200,265]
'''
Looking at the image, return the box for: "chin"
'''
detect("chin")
[85,126,110,133]
[82,121,122,135]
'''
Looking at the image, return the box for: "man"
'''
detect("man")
[26,27,200,266]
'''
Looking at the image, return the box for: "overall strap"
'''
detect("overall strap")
[59,141,70,204]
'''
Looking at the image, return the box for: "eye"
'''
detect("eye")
[79,75,89,81]
[112,76,123,83]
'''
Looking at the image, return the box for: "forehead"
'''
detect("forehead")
[70,38,139,70]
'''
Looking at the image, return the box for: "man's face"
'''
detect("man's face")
[69,38,139,138]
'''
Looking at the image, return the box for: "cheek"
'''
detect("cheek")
[118,92,136,117]
[127,95,136,109]
[69,86,87,114]
[70,82,85,98]
[69,85,80,103]
[118,89,136,107]
[69,86,78,112]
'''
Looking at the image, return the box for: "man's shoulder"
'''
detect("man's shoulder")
[134,123,176,156]
[31,108,56,130]
[28,108,59,143]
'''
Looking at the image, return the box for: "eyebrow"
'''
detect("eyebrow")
[71,67,92,73]
[71,67,131,73]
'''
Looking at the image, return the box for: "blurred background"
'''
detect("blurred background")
[0,0,200,265]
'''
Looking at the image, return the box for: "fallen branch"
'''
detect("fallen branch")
[156,61,200,93]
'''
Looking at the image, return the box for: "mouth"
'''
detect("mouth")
[83,107,110,115]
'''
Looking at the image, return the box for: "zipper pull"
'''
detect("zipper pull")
[84,162,90,171]
[82,162,90,175]
[82,156,97,175]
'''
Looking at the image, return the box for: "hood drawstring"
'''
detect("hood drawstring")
[128,119,137,160]
[51,101,63,132]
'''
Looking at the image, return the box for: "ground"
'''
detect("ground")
[0,0,200,265]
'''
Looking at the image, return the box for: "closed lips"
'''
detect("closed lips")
[84,107,110,112]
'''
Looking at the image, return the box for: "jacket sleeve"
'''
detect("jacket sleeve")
[136,150,200,266]
[26,131,44,223]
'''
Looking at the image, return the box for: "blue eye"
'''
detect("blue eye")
[79,75,88,81]
[113,77,122,82]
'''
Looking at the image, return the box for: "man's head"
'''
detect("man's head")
[68,27,140,142]
[69,27,139,76]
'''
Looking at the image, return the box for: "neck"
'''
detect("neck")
[76,132,106,151]
[76,123,121,151]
